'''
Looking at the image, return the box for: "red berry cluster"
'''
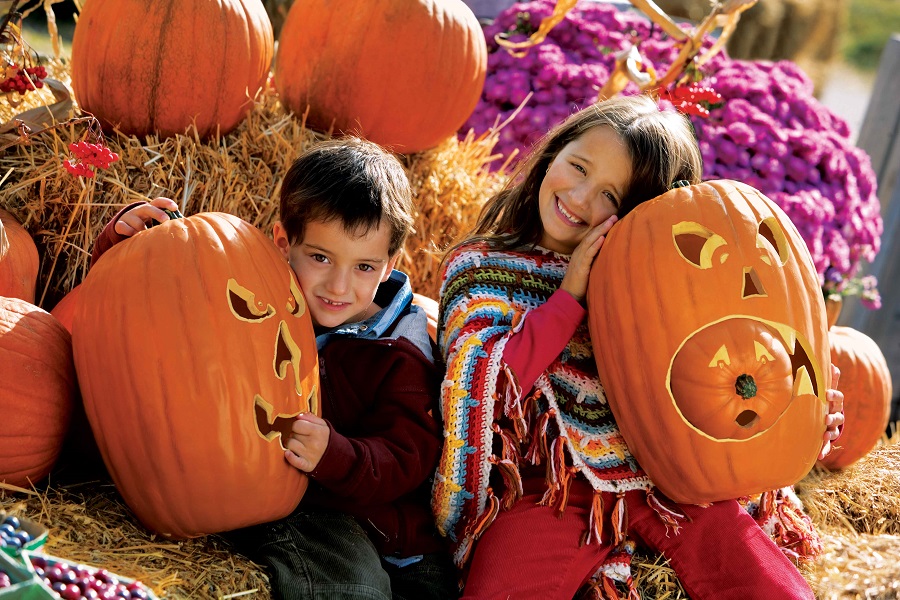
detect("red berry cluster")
[0,65,48,94]
[661,83,724,118]
[0,569,11,589]
[63,141,120,178]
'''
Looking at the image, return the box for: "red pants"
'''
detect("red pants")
[462,479,814,600]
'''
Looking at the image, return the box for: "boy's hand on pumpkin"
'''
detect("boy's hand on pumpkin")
[818,364,844,460]
[560,215,617,303]
[114,197,180,237]
[284,413,330,473]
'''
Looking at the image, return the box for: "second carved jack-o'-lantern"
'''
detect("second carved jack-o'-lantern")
[588,180,830,504]
[72,213,319,538]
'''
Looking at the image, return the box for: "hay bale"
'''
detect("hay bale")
[797,441,900,536]
[0,481,272,599]
[0,60,505,309]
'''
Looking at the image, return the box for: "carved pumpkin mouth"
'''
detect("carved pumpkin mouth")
[669,317,821,441]
[735,409,759,428]
[254,391,316,450]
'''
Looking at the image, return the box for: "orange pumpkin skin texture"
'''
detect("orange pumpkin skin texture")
[0,298,75,487]
[72,213,319,538]
[0,209,40,303]
[274,0,487,153]
[588,180,830,504]
[50,284,82,335]
[70,0,274,139]
[818,326,892,470]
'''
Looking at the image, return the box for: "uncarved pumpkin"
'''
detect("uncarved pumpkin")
[72,213,319,538]
[0,297,75,487]
[0,209,39,303]
[70,0,274,139]
[274,0,487,153]
[818,326,892,470]
[50,284,82,334]
[588,180,830,504]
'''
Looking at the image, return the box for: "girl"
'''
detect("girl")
[432,94,843,600]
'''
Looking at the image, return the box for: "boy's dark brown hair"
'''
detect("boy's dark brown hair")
[279,137,414,256]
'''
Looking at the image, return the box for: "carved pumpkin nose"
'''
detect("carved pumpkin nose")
[742,267,766,298]
[274,320,306,395]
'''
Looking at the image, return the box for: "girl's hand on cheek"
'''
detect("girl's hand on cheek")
[560,215,617,303]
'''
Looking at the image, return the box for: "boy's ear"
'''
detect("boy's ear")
[382,252,401,282]
[272,221,291,260]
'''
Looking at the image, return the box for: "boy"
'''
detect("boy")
[90,137,459,600]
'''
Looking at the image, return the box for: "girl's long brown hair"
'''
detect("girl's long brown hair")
[457,94,703,253]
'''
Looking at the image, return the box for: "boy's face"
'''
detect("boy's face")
[273,218,399,329]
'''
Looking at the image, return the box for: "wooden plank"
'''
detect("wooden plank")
[839,172,900,397]
[857,34,900,220]
[838,35,900,399]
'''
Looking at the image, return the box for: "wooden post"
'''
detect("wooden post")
[838,34,900,406]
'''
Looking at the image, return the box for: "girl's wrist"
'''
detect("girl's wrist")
[558,287,586,308]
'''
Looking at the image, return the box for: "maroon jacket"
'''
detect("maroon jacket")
[90,204,447,557]
[306,333,446,557]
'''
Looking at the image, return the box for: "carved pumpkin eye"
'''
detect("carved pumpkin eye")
[757,217,789,267]
[286,276,306,317]
[673,221,728,269]
[227,279,275,322]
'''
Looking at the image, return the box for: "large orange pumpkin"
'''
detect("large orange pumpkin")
[0,297,75,487]
[274,0,487,153]
[72,213,319,538]
[818,326,892,470]
[0,209,39,303]
[70,0,274,139]
[588,180,830,504]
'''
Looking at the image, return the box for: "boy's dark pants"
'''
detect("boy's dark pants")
[226,509,460,600]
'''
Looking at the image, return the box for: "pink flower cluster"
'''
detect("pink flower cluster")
[692,59,882,294]
[462,0,882,297]
[64,141,120,178]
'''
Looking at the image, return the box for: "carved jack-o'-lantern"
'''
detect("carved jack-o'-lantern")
[72,213,319,538]
[588,180,829,504]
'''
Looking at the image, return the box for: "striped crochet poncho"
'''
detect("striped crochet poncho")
[432,241,654,570]
[431,241,825,588]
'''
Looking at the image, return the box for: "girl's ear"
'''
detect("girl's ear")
[272,221,292,260]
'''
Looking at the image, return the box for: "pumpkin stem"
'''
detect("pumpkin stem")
[149,209,185,228]
[735,374,757,399]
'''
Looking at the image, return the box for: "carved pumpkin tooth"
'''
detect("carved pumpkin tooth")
[770,322,797,355]
[254,394,274,423]
[792,365,815,397]
[708,344,731,368]
[306,384,320,416]
[753,340,775,363]
[254,395,282,441]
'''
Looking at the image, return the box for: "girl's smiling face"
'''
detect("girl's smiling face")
[275,218,398,329]
[538,125,633,255]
